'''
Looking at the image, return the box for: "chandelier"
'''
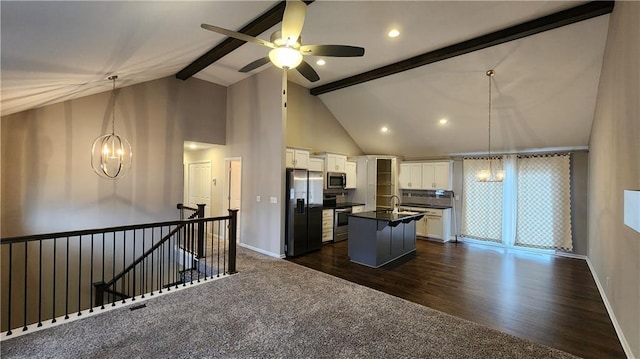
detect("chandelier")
[476,70,504,182]
[91,76,132,179]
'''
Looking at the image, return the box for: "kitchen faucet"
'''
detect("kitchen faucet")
[389,195,400,213]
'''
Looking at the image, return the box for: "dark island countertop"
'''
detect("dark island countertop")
[349,210,425,226]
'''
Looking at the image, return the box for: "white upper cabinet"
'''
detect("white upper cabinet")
[286,148,310,169]
[399,163,423,189]
[326,153,347,173]
[308,157,324,172]
[421,162,452,190]
[345,161,357,189]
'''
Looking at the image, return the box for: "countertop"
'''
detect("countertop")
[349,210,425,226]
[323,202,366,210]
[398,203,452,210]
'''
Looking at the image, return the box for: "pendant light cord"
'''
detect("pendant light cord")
[487,70,493,173]
[109,75,118,135]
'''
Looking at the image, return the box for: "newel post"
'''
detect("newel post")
[228,209,238,274]
[197,204,206,258]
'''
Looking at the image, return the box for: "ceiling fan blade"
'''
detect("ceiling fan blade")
[296,60,320,82]
[239,57,271,73]
[281,1,306,43]
[201,23,275,48]
[300,44,365,57]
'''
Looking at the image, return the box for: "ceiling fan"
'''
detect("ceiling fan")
[200,0,365,82]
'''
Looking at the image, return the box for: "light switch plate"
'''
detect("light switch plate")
[256,196,261,202]
[270,196,277,204]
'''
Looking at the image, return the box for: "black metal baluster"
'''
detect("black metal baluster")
[90,234,94,313]
[52,238,57,323]
[190,223,194,285]
[198,222,203,283]
[223,219,227,275]
[101,233,105,309]
[166,226,172,292]
[182,224,187,287]
[78,236,82,316]
[132,230,136,301]
[122,231,126,304]
[141,229,146,298]
[7,243,13,335]
[23,242,28,331]
[217,220,221,278]
[159,227,163,294]
[65,236,70,320]
[173,225,178,290]
[151,228,155,296]
[38,240,43,326]
[112,231,116,307]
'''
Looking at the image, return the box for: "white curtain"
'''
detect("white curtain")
[462,154,573,251]
[461,158,503,243]
[501,155,518,246]
[515,154,572,250]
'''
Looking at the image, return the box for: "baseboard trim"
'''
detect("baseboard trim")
[554,251,586,260]
[239,243,284,258]
[585,258,634,358]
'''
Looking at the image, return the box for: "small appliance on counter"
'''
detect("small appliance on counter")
[285,169,323,257]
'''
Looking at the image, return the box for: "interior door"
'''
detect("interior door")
[188,161,211,218]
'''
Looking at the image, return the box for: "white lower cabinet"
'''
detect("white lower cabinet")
[400,207,451,241]
[322,209,334,243]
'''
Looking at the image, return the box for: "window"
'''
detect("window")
[461,154,572,251]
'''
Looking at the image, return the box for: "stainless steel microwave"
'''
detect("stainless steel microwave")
[326,172,346,189]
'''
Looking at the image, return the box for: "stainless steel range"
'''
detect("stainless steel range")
[333,207,351,242]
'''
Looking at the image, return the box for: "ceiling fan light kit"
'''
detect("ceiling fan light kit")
[200,0,364,82]
[477,69,504,183]
[91,75,132,179]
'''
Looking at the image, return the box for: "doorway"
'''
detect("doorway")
[188,161,212,218]
[224,158,242,243]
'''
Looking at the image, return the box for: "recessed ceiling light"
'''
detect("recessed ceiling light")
[316,59,326,66]
[189,144,197,149]
[381,126,389,133]
[388,29,400,38]
[439,118,448,125]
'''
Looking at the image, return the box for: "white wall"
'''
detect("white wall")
[588,2,640,357]
[226,68,284,257]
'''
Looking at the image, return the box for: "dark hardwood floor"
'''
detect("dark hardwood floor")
[288,239,625,359]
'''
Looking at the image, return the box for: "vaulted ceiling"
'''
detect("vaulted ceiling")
[1,1,611,158]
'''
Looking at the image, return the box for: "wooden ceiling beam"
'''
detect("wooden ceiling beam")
[310,1,614,96]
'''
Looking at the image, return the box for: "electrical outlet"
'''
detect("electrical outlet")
[270,196,277,204]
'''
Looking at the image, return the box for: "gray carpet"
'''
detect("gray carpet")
[1,247,578,358]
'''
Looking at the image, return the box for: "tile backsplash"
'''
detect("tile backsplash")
[401,190,454,207]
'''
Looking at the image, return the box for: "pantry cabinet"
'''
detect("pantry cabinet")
[345,161,357,189]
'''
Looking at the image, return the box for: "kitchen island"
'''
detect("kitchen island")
[348,210,425,268]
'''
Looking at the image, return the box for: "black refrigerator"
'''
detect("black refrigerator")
[285,169,323,257]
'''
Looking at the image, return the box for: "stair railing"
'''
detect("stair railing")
[0,208,237,337]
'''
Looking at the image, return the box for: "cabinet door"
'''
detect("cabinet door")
[285,149,295,168]
[421,163,434,189]
[294,150,309,169]
[327,155,337,172]
[308,158,324,172]
[416,215,427,237]
[345,161,357,189]
[399,163,411,189]
[426,216,444,239]
[433,162,450,190]
[336,155,347,172]
[409,164,422,189]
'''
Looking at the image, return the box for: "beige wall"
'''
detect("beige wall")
[287,82,363,156]
[588,2,640,357]
[226,67,284,257]
[1,76,227,236]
